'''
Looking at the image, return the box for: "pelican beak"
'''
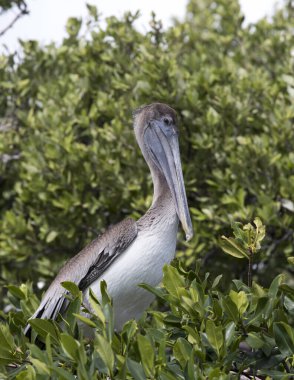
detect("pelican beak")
[144,121,194,241]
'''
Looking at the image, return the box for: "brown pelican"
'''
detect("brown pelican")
[25,103,193,335]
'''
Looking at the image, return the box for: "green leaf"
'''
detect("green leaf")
[273,322,294,357]
[269,274,284,298]
[248,297,269,325]
[0,324,14,350]
[173,338,193,368]
[66,17,82,37]
[221,296,239,323]
[287,256,294,265]
[163,314,181,326]
[86,3,99,21]
[280,284,294,298]
[28,319,59,343]
[246,332,264,349]
[73,313,96,328]
[183,325,200,345]
[15,366,36,380]
[137,334,154,378]
[139,283,167,301]
[60,333,80,360]
[103,303,114,341]
[231,222,248,244]
[229,290,249,314]
[122,319,137,346]
[211,274,223,288]
[225,322,235,346]
[27,343,46,362]
[95,334,115,376]
[89,288,105,325]
[30,358,50,375]
[284,295,294,312]
[100,280,112,306]
[49,365,76,380]
[45,334,53,365]
[64,296,81,332]
[162,265,185,297]
[252,282,266,297]
[127,358,146,380]
[206,320,223,357]
[61,281,80,298]
[46,230,58,243]
[219,236,249,259]
[253,217,266,250]
[0,346,15,366]
[6,285,26,300]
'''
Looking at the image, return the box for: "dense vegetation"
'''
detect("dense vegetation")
[0,0,293,378]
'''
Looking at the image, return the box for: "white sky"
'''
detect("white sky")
[0,0,284,54]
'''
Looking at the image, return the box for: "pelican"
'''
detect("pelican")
[25,103,193,335]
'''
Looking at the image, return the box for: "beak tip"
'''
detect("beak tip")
[185,229,194,242]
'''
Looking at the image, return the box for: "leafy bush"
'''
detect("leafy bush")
[0,222,293,378]
[0,0,293,378]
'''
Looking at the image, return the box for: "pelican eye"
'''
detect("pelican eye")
[163,117,172,126]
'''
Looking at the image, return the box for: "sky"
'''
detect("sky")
[0,0,284,54]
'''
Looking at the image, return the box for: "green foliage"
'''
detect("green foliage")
[0,259,293,378]
[0,0,293,378]
[220,217,266,258]
[220,218,267,286]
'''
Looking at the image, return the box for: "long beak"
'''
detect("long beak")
[144,122,194,241]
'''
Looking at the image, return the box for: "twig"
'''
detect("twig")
[7,363,18,368]
[248,248,253,287]
[0,8,29,37]
[282,359,293,378]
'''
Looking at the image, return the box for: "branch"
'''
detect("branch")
[0,7,29,38]
[248,247,253,287]
[282,359,293,378]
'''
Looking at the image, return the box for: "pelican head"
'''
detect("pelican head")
[133,103,193,241]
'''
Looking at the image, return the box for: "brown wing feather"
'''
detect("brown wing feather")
[25,217,137,335]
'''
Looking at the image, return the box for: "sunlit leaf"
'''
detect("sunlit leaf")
[173,338,193,368]
[61,281,80,298]
[60,333,80,360]
[229,290,249,315]
[206,320,223,357]
[95,334,115,376]
[219,236,249,259]
[137,334,154,378]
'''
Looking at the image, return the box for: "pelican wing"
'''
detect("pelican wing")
[25,217,137,335]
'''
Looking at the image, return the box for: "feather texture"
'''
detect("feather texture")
[24,218,137,335]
